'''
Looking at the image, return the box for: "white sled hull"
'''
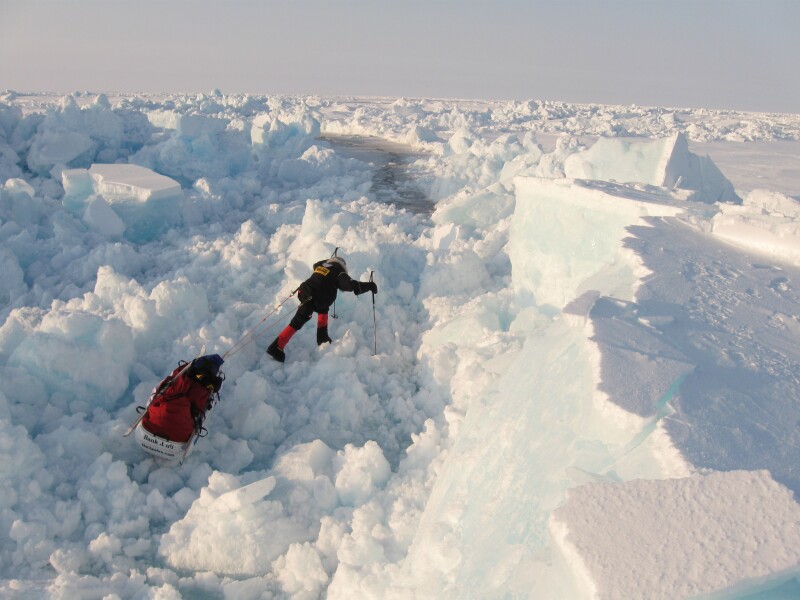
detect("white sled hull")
[134,423,193,461]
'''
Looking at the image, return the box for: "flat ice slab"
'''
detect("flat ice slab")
[550,470,800,600]
[61,163,182,242]
[87,163,182,202]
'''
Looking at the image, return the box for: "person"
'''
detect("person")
[267,256,377,362]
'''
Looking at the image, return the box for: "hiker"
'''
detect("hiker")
[267,256,377,362]
[133,354,224,460]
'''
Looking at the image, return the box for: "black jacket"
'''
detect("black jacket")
[297,259,369,310]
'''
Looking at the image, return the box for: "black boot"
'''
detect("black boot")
[317,326,332,345]
[267,338,285,362]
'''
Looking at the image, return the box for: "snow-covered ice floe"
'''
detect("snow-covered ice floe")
[711,189,800,266]
[0,91,799,599]
[550,470,800,600]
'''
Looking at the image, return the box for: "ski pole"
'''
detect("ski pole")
[370,271,377,356]
[331,247,340,319]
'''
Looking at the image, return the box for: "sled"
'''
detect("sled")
[126,350,223,465]
[133,421,195,463]
[123,346,206,438]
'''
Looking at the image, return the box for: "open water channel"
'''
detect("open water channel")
[319,133,434,215]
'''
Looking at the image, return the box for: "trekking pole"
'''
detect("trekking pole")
[331,247,340,319]
[370,271,377,356]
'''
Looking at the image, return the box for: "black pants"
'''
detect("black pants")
[289,290,328,330]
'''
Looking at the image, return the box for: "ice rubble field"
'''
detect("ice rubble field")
[1,91,800,599]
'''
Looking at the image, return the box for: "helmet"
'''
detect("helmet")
[327,256,347,272]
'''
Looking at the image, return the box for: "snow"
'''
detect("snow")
[550,470,800,600]
[0,90,799,599]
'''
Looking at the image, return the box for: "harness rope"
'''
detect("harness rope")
[222,291,310,359]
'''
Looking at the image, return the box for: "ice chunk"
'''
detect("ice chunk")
[60,167,93,199]
[0,103,22,139]
[176,114,228,140]
[0,143,22,182]
[333,441,391,507]
[159,474,312,577]
[404,125,440,145]
[88,164,182,202]
[6,307,135,408]
[0,104,23,180]
[273,440,336,483]
[550,470,800,600]
[251,113,320,155]
[2,177,33,197]
[742,188,800,218]
[62,163,182,242]
[510,177,684,308]
[27,130,95,175]
[146,109,181,130]
[447,127,474,155]
[83,197,125,238]
[0,391,47,511]
[663,133,740,203]
[273,542,329,598]
[276,145,338,185]
[0,248,26,305]
[711,189,800,266]
[131,120,252,184]
[1,178,40,228]
[564,133,739,204]
[564,135,674,186]
[431,188,514,232]
[23,95,127,174]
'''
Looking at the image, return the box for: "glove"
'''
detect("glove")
[317,326,333,345]
[354,281,378,296]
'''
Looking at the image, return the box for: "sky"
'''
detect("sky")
[1,0,799,113]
